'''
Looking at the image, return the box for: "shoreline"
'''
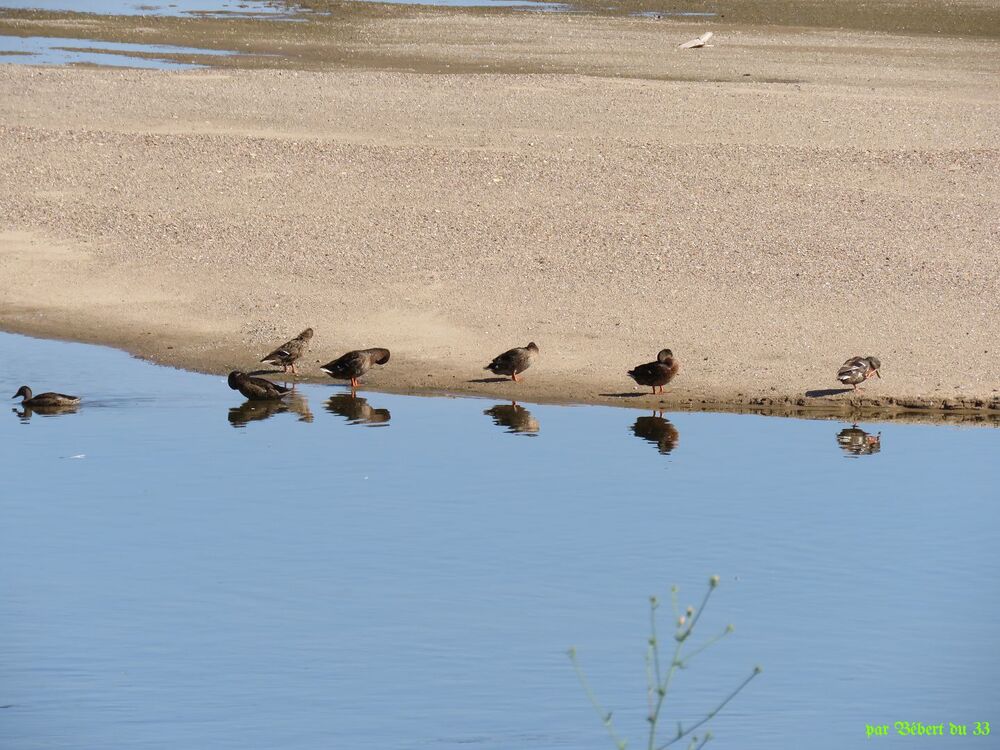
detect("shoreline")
[3,321,998,426]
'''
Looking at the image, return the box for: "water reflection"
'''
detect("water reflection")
[324,394,390,426]
[484,401,539,436]
[631,411,679,455]
[12,402,80,423]
[228,392,313,428]
[836,425,881,457]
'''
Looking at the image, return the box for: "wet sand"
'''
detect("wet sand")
[1,8,998,416]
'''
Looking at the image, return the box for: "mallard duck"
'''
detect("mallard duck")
[484,402,540,434]
[325,394,391,425]
[627,349,680,394]
[837,356,881,390]
[632,412,679,455]
[227,370,291,401]
[837,425,881,456]
[320,348,390,389]
[485,342,538,382]
[260,327,313,374]
[12,385,80,408]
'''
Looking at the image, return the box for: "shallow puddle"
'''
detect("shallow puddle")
[0,33,240,68]
[0,0,297,18]
[1,332,997,749]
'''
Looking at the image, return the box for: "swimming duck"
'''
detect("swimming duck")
[627,349,680,394]
[227,370,292,401]
[260,327,313,375]
[320,348,391,389]
[837,356,881,391]
[12,385,80,408]
[485,342,538,382]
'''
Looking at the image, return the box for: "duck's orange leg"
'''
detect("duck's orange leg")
[512,372,519,383]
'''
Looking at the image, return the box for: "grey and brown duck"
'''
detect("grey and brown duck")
[485,342,538,382]
[260,327,313,375]
[627,349,680,394]
[12,385,80,408]
[227,370,292,401]
[320,348,391,389]
[836,356,881,391]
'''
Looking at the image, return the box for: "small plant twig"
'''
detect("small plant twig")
[568,646,628,750]
[569,575,758,750]
[656,667,762,750]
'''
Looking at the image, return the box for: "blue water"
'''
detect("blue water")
[0,0,294,17]
[0,34,238,68]
[1,332,997,749]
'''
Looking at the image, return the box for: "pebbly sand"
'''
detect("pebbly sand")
[0,7,998,418]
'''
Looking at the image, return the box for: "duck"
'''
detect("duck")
[260,327,313,375]
[837,356,881,391]
[485,342,538,382]
[227,370,292,401]
[12,385,80,408]
[320,348,390,389]
[627,349,680,394]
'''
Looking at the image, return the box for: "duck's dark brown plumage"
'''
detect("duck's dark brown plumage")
[627,349,680,394]
[837,356,881,390]
[320,348,390,389]
[260,328,313,374]
[227,370,292,401]
[485,342,538,382]
[12,385,80,408]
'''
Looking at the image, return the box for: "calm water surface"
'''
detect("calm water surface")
[0,34,239,68]
[1,332,997,749]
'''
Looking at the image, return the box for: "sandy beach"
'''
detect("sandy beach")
[1,6,998,416]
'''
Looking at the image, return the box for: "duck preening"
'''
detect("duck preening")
[227,370,292,401]
[260,327,313,374]
[837,356,881,391]
[12,385,80,408]
[485,342,538,382]
[627,349,680,394]
[320,348,391,389]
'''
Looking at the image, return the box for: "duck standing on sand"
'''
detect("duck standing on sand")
[837,356,881,391]
[485,342,538,382]
[628,349,680,394]
[227,370,292,401]
[12,385,80,408]
[320,348,391,389]
[260,327,313,375]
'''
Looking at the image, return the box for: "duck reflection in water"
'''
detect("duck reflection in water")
[484,401,539,436]
[837,425,881,456]
[325,394,391,426]
[631,411,679,455]
[229,391,313,428]
[13,402,80,423]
